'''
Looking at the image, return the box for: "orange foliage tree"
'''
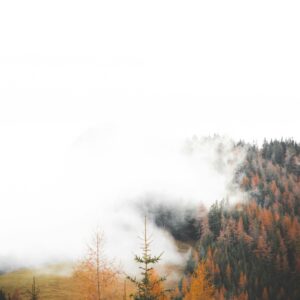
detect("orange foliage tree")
[183,260,215,300]
[72,230,120,300]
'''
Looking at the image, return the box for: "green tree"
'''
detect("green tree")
[128,217,169,300]
[26,277,39,300]
[0,289,6,300]
[208,202,222,238]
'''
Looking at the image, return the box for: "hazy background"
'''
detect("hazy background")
[0,0,299,271]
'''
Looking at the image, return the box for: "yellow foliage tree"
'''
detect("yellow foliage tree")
[181,277,189,296]
[183,261,215,300]
[72,230,120,300]
[149,269,170,300]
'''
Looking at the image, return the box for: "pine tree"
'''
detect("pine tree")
[208,202,222,238]
[26,277,40,300]
[0,289,6,300]
[128,216,169,300]
[123,279,127,300]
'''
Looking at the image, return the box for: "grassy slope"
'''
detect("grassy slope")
[0,263,134,300]
[0,261,179,299]
[0,264,75,300]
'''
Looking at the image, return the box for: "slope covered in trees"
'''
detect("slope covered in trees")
[177,139,300,300]
[0,138,299,300]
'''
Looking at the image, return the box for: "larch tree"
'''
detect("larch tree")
[183,260,215,300]
[262,287,269,300]
[123,280,127,300]
[72,229,120,300]
[9,289,22,300]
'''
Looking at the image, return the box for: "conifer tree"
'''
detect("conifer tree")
[0,289,6,300]
[183,260,215,300]
[72,229,119,299]
[123,279,128,300]
[26,277,40,300]
[128,216,169,300]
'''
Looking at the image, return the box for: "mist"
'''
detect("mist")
[0,124,247,273]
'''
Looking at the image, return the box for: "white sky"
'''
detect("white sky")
[0,0,299,139]
[0,0,299,268]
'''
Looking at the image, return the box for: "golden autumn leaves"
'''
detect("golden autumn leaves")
[182,261,214,300]
[69,220,216,300]
[71,230,122,299]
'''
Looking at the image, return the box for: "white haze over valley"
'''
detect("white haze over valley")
[0,0,300,272]
[0,126,246,272]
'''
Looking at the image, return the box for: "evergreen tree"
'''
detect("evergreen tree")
[26,277,39,300]
[0,289,6,300]
[128,217,169,300]
[208,202,222,238]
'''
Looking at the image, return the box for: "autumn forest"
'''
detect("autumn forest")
[0,138,300,300]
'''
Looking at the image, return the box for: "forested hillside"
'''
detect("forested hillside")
[0,139,299,300]
[175,139,300,300]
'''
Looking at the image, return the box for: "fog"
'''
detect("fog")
[0,125,247,272]
[0,0,300,273]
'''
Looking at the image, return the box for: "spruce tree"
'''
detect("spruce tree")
[128,216,169,300]
[0,289,6,300]
[26,277,40,300]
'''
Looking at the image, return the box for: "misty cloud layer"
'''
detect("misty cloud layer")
[0,127,246,273]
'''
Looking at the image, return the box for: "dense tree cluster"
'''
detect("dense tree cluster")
[177,139,300,299]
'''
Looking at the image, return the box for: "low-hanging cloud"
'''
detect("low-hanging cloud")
[0,126,246,273]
